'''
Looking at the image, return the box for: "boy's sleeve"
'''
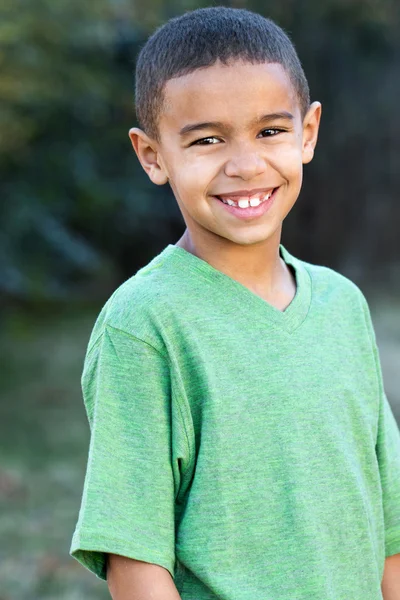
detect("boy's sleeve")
[361,293,400,557]
[69,324,176,581]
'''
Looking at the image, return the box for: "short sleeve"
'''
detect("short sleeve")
[361,293,400,557]
[69,324,176,580]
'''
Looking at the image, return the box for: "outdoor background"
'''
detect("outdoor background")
[1,0,399,598]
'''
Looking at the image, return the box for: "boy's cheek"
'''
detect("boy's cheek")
[168,175,206,206]
[175,164,218,193]
[273,141,303,162]
[265,147,303,181]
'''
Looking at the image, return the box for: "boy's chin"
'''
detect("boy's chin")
[214,227,282,248]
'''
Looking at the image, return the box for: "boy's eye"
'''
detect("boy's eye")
[258,128,285,137]
[191,136,220,146]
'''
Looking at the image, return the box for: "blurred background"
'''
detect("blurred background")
[1,0,399,598]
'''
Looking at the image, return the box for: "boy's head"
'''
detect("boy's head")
[130,6,321,250]
[134,7,310,143]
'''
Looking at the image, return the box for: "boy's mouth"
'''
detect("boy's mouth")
[214,187,277,208]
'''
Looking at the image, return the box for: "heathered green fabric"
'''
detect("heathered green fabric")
[70,243,400,599]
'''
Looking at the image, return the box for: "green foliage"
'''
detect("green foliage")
[1,0,399,301]
[0,0,180,300]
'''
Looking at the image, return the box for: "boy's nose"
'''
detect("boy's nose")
[224,150,266,180]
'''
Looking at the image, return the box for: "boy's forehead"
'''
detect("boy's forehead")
[159,61,300,133]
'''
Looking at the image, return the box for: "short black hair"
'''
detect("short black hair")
[135,6,310,141]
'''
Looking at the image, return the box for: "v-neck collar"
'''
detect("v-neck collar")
[163,243,312,334]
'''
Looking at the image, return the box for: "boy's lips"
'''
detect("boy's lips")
[215,186,276,199]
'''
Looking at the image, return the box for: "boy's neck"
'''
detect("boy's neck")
[175,229,297,311]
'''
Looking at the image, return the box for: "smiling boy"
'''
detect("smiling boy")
[70,7,400,600]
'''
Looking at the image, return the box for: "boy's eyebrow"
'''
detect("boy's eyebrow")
[179,111,294,137]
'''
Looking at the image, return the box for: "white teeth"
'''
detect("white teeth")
[219,189,275,208]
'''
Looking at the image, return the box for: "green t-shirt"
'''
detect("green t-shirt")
[70,244,400,599]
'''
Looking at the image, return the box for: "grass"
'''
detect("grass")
[0,293,399,599]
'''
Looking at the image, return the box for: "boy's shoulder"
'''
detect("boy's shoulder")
[86,245,182,352]
[295,251,369,314]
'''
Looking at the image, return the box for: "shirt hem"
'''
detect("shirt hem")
[70,531,175,581]
[385,528,400,558]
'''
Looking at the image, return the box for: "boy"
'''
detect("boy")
[70,7,400,599]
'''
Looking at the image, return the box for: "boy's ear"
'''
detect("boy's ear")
[128,128,169,185]
[302,101,322,164]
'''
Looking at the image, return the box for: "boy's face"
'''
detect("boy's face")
[130,60,321,249]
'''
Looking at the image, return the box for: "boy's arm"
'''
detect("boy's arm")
[107,554,182,600]
[382,553,400,600]
[70,328,181,582]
